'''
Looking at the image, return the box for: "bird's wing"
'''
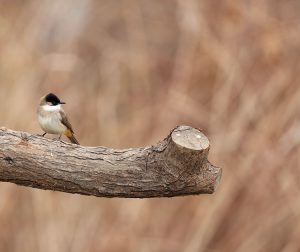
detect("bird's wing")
[59,110,74,133]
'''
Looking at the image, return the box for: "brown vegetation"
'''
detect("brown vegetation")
[0,0,299,251]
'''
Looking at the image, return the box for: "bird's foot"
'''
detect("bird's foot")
[54,135,62,141]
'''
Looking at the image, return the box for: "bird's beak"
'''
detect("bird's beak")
[60,102,66,104]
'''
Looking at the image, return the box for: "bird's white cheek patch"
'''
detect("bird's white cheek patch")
[42,105,61,112]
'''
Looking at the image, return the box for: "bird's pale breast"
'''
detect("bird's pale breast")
[38,107,66,134]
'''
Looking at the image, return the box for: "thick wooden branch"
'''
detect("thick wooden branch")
[0,125,221,198]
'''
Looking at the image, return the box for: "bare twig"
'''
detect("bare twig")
[0,125,221,198]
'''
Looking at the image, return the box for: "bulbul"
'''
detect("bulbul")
[37,93,80,145]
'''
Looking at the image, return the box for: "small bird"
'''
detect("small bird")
[37,93,80,145]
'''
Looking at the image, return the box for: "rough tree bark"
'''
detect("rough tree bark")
[0,125,221,198]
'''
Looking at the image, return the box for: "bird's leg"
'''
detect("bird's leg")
[38,132,47,137]
[55,134,62,141]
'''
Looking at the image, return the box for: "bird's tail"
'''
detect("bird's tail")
[68,135,80,145]
[65,130,80,145]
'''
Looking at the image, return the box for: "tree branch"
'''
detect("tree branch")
[0,125,221,198]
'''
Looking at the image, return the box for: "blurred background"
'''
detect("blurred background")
[0,0,299,251]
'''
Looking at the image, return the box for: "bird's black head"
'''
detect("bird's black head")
[45,93,65,106]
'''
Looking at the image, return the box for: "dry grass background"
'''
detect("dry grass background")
[0,0,299,251]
